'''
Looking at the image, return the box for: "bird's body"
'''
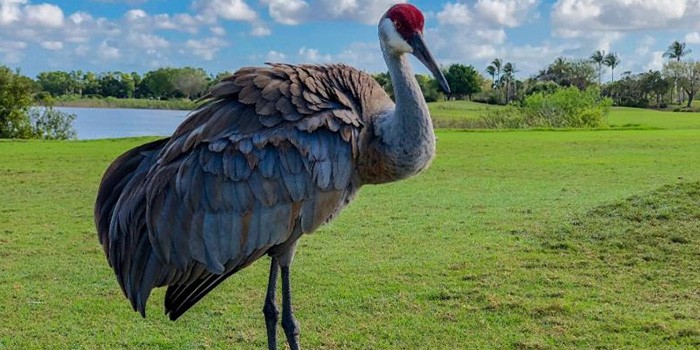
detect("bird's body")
[95,4,449,349]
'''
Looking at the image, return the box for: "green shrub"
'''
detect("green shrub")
[521,86,611,128]
[29,106,77,140]
[469,86,611,129]
[472,89,505,105]
[468,107,525,129]
[525,81,560,96]
[1,66,77,140]
[0,66,34,138]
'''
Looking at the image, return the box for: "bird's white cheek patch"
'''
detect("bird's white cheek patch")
[379,18,412,55]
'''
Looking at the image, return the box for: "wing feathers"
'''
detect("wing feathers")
[96,63,381,319]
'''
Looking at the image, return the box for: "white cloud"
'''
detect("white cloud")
[431,1,542,75]
[646,51,666,71]
[250,24,271,36]
[153,13,200,33]
[63,11,101,43]
[210,26,226,36]
[0,38,25,50]
[92,0,150,4]
[474,0,538,28]
[98,40,121,60]
[193,0,257,22]
[0,0,26,25]
[124,9,147,21]
[40,40,62,50]
[24,3,64,28]
[185,37,228,60]
[552,0,698,37]
[298,46,333,63]
[74,44,89,57]
[436,3,471,26]
[261,0,405,26]
[548,0,700,76]
[0,38,26,61]
[635,36,656,56]
[153,13,176,29]
[475,29,506,45]
[265,50,286,62]
[594,32,624,52]
[335,42,383,70]
[263,0,306,25]
[685,31,700,44]
[0,38,25,63]
[128,32,169,49]
[69,11,92,25]
[505,43,581,73]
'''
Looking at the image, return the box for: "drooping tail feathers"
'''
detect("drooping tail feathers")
[95,138,169,316]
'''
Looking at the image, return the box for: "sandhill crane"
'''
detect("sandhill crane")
[94,4,449,349]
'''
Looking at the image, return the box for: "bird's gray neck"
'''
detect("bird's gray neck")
[372,46,436,181]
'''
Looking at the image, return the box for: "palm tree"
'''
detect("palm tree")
[485,65,496,87]
[590,50,606,84]
[663,41,692,62]
[491,58,502,83]
[502,62,518,103]
[663,41,691,104]
[604,53,620,83]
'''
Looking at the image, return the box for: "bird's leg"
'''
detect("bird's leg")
[263,257,280,350]
[280,241,300,350]
[281,265,300,350]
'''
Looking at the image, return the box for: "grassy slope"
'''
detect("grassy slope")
[429,100,503,120]
[608,107,700,129]
[1,113,699,348]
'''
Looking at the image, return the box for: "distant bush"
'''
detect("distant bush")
[472,90,505,105]
[520,86,611,128]
[525,81,560,97]
[468,86,611,129]
[29,106,77,140]
[0,67,77,140]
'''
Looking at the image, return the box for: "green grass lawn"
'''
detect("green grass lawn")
[1,110,699,348]
[608,107,700,129]
[429,100,503,120]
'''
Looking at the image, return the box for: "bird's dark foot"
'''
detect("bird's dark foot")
[281,313,300,350]
[281,265,300,350]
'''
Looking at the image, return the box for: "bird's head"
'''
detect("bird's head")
[379,3,450,94]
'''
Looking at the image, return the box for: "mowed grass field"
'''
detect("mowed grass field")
[1,104,699,349]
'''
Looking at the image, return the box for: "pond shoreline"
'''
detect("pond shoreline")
[56,107,187,140]
[53,98,196,111]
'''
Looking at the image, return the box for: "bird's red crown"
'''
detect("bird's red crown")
[386,4,425,39]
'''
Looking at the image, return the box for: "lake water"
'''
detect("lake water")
[57,107,190,140]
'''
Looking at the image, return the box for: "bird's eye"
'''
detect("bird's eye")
[394,20,402,29]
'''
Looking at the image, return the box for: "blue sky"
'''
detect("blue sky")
[2,0,700,81]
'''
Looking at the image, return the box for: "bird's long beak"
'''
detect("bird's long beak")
[409,33,450,94]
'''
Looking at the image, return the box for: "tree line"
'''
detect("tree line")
[13,39,700,110]
[31,65,487,104]
[33,67,228,101]
[3,39,699,139]
[371,40,700,110]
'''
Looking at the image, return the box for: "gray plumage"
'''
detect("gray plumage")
[97,63,390,316]
[95,4,449,349]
